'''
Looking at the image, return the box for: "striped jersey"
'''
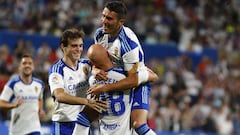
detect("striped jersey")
[94,26,147,73]
[48,59,91,122]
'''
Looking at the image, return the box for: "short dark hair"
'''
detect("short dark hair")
[21,53,33,59]
[105,1,127,19]
[60,28,85,47]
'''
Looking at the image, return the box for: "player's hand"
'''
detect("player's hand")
[14,98,23,108]
[86,98,107,113]
[92,66,108,81]
[87,84,105,95]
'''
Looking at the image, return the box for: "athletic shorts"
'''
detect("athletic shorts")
[131,83,151,110]
[52,121,76,135]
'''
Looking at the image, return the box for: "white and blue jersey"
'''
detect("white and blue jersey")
[94,26,151,110]
[0,76,44,135]
[89,68,133,135]
[48,59,91,122]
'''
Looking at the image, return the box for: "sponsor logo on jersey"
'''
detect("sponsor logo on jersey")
[100,121,120,130]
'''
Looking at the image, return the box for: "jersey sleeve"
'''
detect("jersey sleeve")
[122,47,139,72]
[0,85,14,102]
[48,72,64,95]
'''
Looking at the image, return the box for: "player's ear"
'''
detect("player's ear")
[60,43,65,52]
[119,18,125,25]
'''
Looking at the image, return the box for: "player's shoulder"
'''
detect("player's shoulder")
[49,59,64,73]
[32,77,44,85]
[78,58,91,68]
[50,59,63,68]
[121,26,137,37]
[94,27,104,39]
[79,58,90,64]
[5,75,20,88]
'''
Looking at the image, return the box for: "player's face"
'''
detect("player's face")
[101,7,124,38]
[64,38,83,61]
[19,57,34,76]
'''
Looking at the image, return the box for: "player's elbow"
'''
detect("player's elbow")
[53,90,66,103]
[148,71,159,82]
[151,73,159,82]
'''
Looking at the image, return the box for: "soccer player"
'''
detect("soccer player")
[0,54,45,135]
[89,44,133,134]
[48,28,106,135]
[90,1,158,135]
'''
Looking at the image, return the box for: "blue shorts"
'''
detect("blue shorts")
[131,83,151,110]
[52,121,76,135]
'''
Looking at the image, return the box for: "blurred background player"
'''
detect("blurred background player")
[90,1,158,135]
[0,54,45,135]
[48,28,106,135]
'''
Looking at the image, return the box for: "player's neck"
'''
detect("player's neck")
[20,75,32,84]
[63,57,78,70]
[109,27,121,39]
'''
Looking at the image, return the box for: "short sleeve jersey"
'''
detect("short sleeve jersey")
[0,76,44,135]
[94,26,146,72]
[48,59,91,122]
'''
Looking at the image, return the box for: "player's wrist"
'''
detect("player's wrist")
[86,99,93,106]
[13,103,19,108]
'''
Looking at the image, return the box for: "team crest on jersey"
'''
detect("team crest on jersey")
[83,67,89,76]
[35,86,38,93]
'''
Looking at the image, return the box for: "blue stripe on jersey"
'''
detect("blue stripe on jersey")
[139,49,143,62]
[48,59,64,76]
[118,27,144,62]
[7,76,20,90]
[95,27,104,41]
[118,28,138,53]
[79,58,90,65]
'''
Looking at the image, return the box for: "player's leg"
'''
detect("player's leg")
[131,83,156,135]
[72,106,99,135]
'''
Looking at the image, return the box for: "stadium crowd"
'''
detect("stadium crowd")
[0,0,240,135]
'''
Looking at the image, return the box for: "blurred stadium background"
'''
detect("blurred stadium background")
[0,0,239,135]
